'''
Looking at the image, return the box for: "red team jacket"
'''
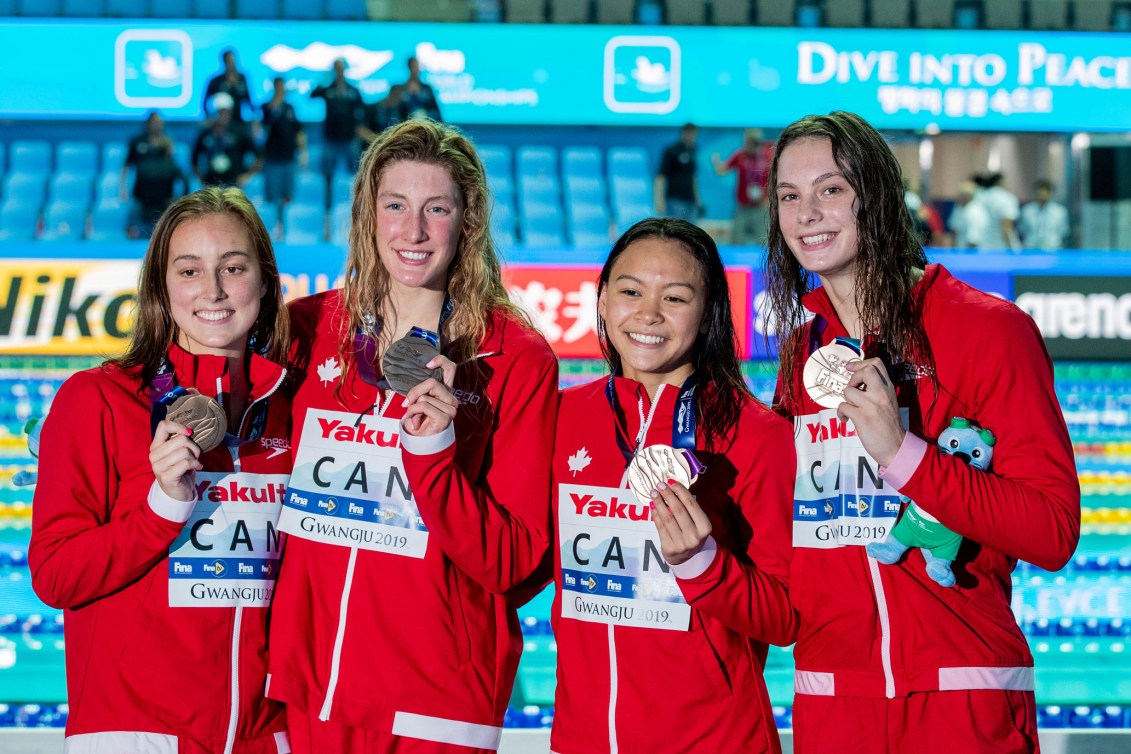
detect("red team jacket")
[29,346,292,754]
[267,292,557,751]
[783,265,1080,701]
[550,376,796,754]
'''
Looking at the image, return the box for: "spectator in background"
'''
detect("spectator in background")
[655,123,702,223]
[1019,178,1069,251]
[203,48,255,130]
[974,172,1020,250]
[711,128,771,244]
[122,112,188,239]
[262,77,308,209]
[903,178,933,246]
[192,94,262,188]
[311,58,365,206]
[386,57,443,125]
[948,180,991,249]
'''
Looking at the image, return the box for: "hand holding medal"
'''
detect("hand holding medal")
[164,389,227,452]
[149,419,205,503]
[395,327,460,438]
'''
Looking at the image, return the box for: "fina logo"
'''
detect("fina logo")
[210,560,227,578]
[582,575,598,592]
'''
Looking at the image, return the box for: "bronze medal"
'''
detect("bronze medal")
[627,444,699,505]
[381,333,442,395]
[166,389,227,452]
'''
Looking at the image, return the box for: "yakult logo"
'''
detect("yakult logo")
[318,417,400,448]
[570,492,652,522]
[806,416,856,444]
[195,480,287,503]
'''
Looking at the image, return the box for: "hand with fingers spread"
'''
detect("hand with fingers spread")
[837,358,905,467]
[149,419,204,502]
[401,364,460,437]
[650,480,713,566]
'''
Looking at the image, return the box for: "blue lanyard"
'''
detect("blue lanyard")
[148,355,270,447]
[604,372,698,467]
[353,294,454,389]
[807,314,862,358]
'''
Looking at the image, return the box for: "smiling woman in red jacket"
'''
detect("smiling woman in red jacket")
[549,217,796,754]
[764,112,1080,753]
[268,119,557,753]
[29,187,293,754]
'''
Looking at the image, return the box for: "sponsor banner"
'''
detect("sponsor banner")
[558,482,690,631]
[1014,275,1131,360]
[506,265,752,359]
[280,408,428,556]
[2,22,1131,130]
[792,408,905,549]
[1012,582,1131,622]
[167,472,287,608]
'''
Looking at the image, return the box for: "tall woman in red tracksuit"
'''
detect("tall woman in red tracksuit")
[29,187,292,753]
[764,112,1080,753]
[550,218,796,753]
[268,119,558,753]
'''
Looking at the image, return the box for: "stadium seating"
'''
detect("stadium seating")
[282,202,324,243]
[329,201,351,246]
[47,173,92,205]
[88,201,129,241]
[8,142,51,178]
[0,201,38,240]
[1,173,48,209]
[39,200,87,240]
[55,142,97,178]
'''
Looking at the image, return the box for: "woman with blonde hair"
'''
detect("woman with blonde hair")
[269,119,558,753]
[31,187,292,753]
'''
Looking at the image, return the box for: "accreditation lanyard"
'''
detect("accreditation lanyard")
[148,355,271,447]
[604,372,698,467]
[353,294,455,389]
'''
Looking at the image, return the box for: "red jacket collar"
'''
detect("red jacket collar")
[166,343,286,402]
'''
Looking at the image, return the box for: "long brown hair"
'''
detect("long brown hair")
[342,119,525,372]
[598,218,752,451]
[110,187,289,388]
[764,111,930,414]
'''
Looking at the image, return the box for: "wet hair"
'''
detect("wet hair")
[763,111,930,415]
[342,118,525,373]
[597,217,752,451]
[111,187,289,388]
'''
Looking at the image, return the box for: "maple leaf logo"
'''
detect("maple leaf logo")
[317,357,342,386]
[567,447,592,476]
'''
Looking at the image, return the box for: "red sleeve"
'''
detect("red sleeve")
[29,371,190,610]
[675,408,798,646]
[401,341,558,595]
[893,307,1080,571]
[724,150,740,170]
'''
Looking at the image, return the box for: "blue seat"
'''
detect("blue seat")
[151,0,192,17]
[39,201,87,241]
[294,172,326,206]
[521,202,564,247]
[9,140,51,176]
[283,203,324,244]
[89,202,130,241]
[61,0,104,15]
[562,146,602,181]
[517,146,558,181]
[235,0,278,19]
[0,202,38,241]
[608,147,651,182]
[329,201,351,246]
[104,0,147,15]
[565,175,605,205]
[611,175,651,208]
[251,196,279,231]
[479,145,512,177]
[281,0,322,19]
[332,173,354,205]
[325,0,365,20]
[102,143,127,173]
[569,201,611,246]
[2,173,48,209]
[194,0,229,15]
[48,173,93,205]
[520,175,560,211]
[57,142,98,177]
[97,172,124,205]
[492,202,516,239]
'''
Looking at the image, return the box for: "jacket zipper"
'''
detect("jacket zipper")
[223,606,244,754]
[607,624,618,754]
[319,546,359,720]
[866,554,896,697]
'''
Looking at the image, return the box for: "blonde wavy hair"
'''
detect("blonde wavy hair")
[342,119,524,369]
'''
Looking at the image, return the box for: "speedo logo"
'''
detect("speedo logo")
[261,437,289,460]
[570,492,651,521]
[1016,291,1131,340]
[317,418,399,447]
[196,480,287,503]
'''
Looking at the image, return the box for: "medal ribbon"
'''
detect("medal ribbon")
[354,294,454,388]
[148,354,271,447]
[605,372,699,468]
